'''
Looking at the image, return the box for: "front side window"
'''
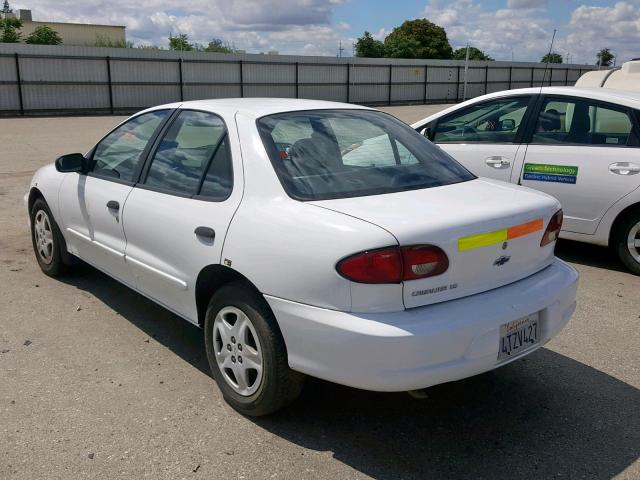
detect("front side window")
[433,97,530,144]
[531,98,639,146]
[143,110,232,198]
[257,109,475,201]
[91,110,169,181]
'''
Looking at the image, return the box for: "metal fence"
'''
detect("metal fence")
[0,44,596,116]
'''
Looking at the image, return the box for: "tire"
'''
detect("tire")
[612,211,640,275]
[30,198,71,277]
[204,282,304,416]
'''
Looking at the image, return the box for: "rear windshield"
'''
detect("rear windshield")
[256,109,475,200]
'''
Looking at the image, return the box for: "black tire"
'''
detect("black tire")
[612,210,640,275]
[30,198,71,277]
[204,282,304,416]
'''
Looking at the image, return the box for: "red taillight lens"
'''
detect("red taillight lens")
[540,209,563,247]
[336,245,448,284]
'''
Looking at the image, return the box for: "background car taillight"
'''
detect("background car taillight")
[540,209,563,247]
[336,245,449,284]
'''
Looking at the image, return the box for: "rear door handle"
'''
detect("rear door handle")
[609,162,640,175]
[194,226,215,240]
[106,200,120,210]
[485,156,511,168]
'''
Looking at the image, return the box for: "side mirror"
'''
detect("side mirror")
[501,119,516,131]
[55,153,86,173]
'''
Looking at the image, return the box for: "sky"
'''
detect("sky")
[9,0,640,64]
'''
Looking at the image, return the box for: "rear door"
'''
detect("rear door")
[515,96,640,234]
[122,109,241,322]
[58,109,170,286]
[418,95,536,183]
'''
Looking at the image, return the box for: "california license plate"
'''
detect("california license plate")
[497,313,540,362]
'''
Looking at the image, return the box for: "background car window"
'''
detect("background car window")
[91,110,168,181]
[199,136,233,200]
[144,110,227,195]
[532,98,639,146]
[257,109,475,201]
[433,97,530,144]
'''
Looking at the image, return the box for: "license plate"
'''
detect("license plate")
[497,313,540,362]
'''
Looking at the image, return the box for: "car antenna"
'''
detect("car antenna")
[540,29,557,94]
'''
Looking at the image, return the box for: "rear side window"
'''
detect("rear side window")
[531,98,639,147]
[257,109,475,201]
[91,110,168,182]
[143,110,232,198]
[433,97,530,144]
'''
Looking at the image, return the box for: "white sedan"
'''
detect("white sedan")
[26,98,578,415]
[413,87,640,274]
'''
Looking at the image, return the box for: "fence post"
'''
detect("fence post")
[565,67,569,86]
[455,66,460,103]
[295,62,299,99]
[14,53,24,115]
[530,67,534,87]
[388,64,393,105]
[484,65,489,95]
[549,68,553,86]
[346,63,350,103]
[106,56,114,115]
[239,60,244,98]
[423,65,428,104]
[178,58,184,101]
[508,66,513,90]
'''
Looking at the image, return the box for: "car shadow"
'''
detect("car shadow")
[555,238,627,272]
[61,268,639,480]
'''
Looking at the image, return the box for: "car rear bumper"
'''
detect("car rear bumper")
[265,258,578,392]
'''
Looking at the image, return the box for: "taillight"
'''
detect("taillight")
[540,209,563,247]
[336,245,448,284]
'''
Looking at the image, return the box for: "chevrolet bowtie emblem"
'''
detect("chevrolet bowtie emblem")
[493,255,511,267]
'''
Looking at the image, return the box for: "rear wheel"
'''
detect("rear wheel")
[204,282,304,416]
[613,211,640,275]
[30,198,71,277]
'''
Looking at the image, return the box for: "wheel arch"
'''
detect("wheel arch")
[28,186,45,213]
[609,202,640,245]
[195,264,266,328]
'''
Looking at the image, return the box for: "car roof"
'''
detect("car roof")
[411,86,640,127]
[142,97,374,118]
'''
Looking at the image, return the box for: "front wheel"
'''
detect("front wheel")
[30,198,71,277]
[204,282,304,416]
[613,212,640,275]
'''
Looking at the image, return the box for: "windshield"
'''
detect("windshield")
[257,109,475,201]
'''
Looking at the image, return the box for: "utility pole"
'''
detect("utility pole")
[338,40,344,58]
[2,0,12,14]
[462,43,470,101]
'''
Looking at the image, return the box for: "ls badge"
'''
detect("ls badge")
[493,255,511,267]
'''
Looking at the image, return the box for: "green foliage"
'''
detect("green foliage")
[168,33,193,51]
[596,48,614,67]
[94,34,133,48]
[383,19,453,59]
[355,31,385,58]
[202,38,235,53]
[25,25,62,45]
[0,16,22,43]
[452,46,494,61]
[541,52,563,64]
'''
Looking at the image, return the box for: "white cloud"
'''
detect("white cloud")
[11,0,352,55]
[506,0,546,9]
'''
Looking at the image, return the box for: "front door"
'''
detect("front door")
[516,96,640,234]
[58,110,171,286]
[122,109,241,322]
[426,95,534,183]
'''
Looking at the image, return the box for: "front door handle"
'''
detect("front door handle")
[194,226,215,240]
[485,156,511,169]
[106,200,120,210]
[609,162,640,175]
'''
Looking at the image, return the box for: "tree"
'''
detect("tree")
[202,38,235,53]
[25,25,62,45]
[0,16,22,43]
[383,19,453,59]
[95,35,133,48]
[168,33,193,51]
[541,52,563,64]
[452,46,494,61]
[596,48,614,67]
[355,31,385,58]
